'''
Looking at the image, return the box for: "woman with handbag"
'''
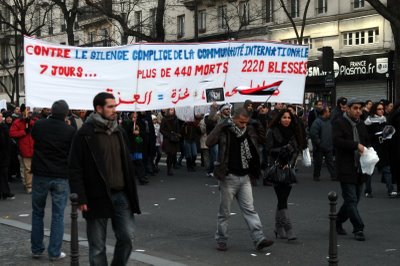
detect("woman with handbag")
[266,109,302,240]
[160,108,181,176]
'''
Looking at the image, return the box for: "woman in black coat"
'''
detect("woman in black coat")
[364,102,396,197]
[266,109,301,241]
[160,108,181,176]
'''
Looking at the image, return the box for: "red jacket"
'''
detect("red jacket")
[9,117,37,158]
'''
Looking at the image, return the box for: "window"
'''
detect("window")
[177,15,185,38]
[239,1,250,26]
[316,0,327,14]
[149,8,156,38]
[343,28,379,46]
[285,37,312,49]
[354,0,365,9]
[102,29,109,46]
[290,0,299,18]
[218,5,227,29]
[198,10,206,33]
[134,11,142,42]
[88,32,94,46]
[265,0,273,23]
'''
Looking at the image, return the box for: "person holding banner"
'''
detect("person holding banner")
[160,108,181,176]
[206,107,273,252]
[69,92,141,265]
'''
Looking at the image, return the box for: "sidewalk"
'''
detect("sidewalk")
[0,223,148,266]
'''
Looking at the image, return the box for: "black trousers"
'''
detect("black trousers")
[273,183,292,210]
[0,167,11,194]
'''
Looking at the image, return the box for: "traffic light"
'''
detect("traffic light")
[318,46,334,72]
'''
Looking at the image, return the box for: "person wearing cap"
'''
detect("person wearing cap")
[332,98,370,241]
[331,97,348,125]
[30,100,76,260]
[364,102,397,198]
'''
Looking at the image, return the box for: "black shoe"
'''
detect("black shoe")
[336,226,347,235]
[313,176,321,181]
[2,193,15,200]
[256,239,274,250]
[354,231,365,241]
[167,170,174,176]
[216,242,227,251]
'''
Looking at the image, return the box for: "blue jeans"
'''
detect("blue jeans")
[86,191,135,266]
[337,182,364,233]
[184,140,197,159]
[208,144,218,174]
[365,166,394,194]
[215,174,266,246]
[31,175,69,257]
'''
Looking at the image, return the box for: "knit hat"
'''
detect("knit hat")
[51,100,69,118]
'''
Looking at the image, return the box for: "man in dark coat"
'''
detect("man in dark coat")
[30,100,76,260]
[69,92,140,266]
[0,121,14,199]
[206,108,273,252]
[333,99,370,241]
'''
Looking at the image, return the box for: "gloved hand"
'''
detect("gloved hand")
[25,127,31,134]
[25,117,30,124]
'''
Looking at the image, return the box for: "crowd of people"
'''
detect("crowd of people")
[1,93,400,264]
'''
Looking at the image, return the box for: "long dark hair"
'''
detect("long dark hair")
[269,109,304,148]
[369,102,384,116]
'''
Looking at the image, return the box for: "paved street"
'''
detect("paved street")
[1,160,399,265]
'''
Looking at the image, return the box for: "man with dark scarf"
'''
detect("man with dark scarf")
[206,107,273,252]
[333,98,370,241]
[69,92,140,265]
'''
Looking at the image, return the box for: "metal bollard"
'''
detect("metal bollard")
[70,193,79,266]
[328,191,338,266]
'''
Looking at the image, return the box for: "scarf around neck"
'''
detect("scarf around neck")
[343,112,360,168]
[364,115,386,126]
[87,112,119,135]
[229,122,252,169]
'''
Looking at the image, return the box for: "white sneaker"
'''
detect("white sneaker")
[49,252,66,261]
[388,191,398,198]
[206,173,214,177]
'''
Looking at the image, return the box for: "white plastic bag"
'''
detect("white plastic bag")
[359,147,379,175]
[302,148,312,167]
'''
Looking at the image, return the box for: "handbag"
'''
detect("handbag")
[266,162,297,184]
[169,132,180,143]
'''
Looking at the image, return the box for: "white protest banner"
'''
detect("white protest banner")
[24,37,308,111]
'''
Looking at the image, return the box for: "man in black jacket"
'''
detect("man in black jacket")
[206,108,273,252]
[333,99,370,241]
[30,100,76,260]
[69,92,140,266]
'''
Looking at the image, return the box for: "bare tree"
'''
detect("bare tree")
[366,0,400,101]
[50,0,80,46]
[278,0,312,44]
[0,0,52,105]
[84,0,166,44]
[205,0,266,40]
